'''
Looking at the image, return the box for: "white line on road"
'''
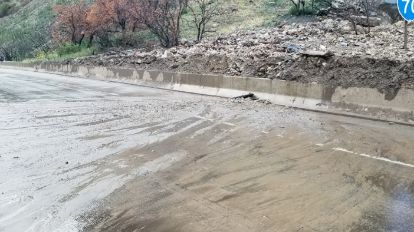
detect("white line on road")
[333,147,414,168]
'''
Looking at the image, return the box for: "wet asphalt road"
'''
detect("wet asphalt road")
[1,68,414,232]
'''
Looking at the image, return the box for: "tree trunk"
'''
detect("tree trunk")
[196,24,202,42]
[363,0,370,34]
[289,0,299,12]
[88,34,94,47]
[404,21,408,50]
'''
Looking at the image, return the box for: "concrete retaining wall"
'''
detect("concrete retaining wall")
[1,62,413,125]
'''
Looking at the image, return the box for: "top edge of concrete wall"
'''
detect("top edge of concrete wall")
[1,62,413,126]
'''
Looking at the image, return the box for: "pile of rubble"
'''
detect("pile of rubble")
[70,18,414,96]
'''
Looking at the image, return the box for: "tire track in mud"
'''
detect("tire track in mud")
[83,120,414,232]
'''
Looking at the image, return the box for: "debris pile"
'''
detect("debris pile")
[69,18,414,95]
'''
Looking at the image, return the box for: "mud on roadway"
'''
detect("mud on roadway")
[1,68,414,232]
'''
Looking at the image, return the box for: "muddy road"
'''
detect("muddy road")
[1,68,414,232]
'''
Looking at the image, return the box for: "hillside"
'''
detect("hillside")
[0,0,55,60]
[0,0,32,18]
[0,0,290,61]
[0,0,402,62]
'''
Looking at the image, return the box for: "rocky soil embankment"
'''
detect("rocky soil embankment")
[70,19,414,99]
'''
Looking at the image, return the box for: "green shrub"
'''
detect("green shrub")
[289,5,315,16]
[23,42,97,62]
[286,0,332,16]
[95,31,158,49]
[46,43,96,61]
[34,50,46,60]
[56,43,83,57]
[312,0,333,9]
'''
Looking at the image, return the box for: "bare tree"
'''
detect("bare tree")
[360,0,381,33]
[334,2,360,35]
[139,0,188,48]
[288,0,305,14]
[289,0,300,12]
[51,2,89,45]
[333,0,381,35]
[188,0,221,42]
